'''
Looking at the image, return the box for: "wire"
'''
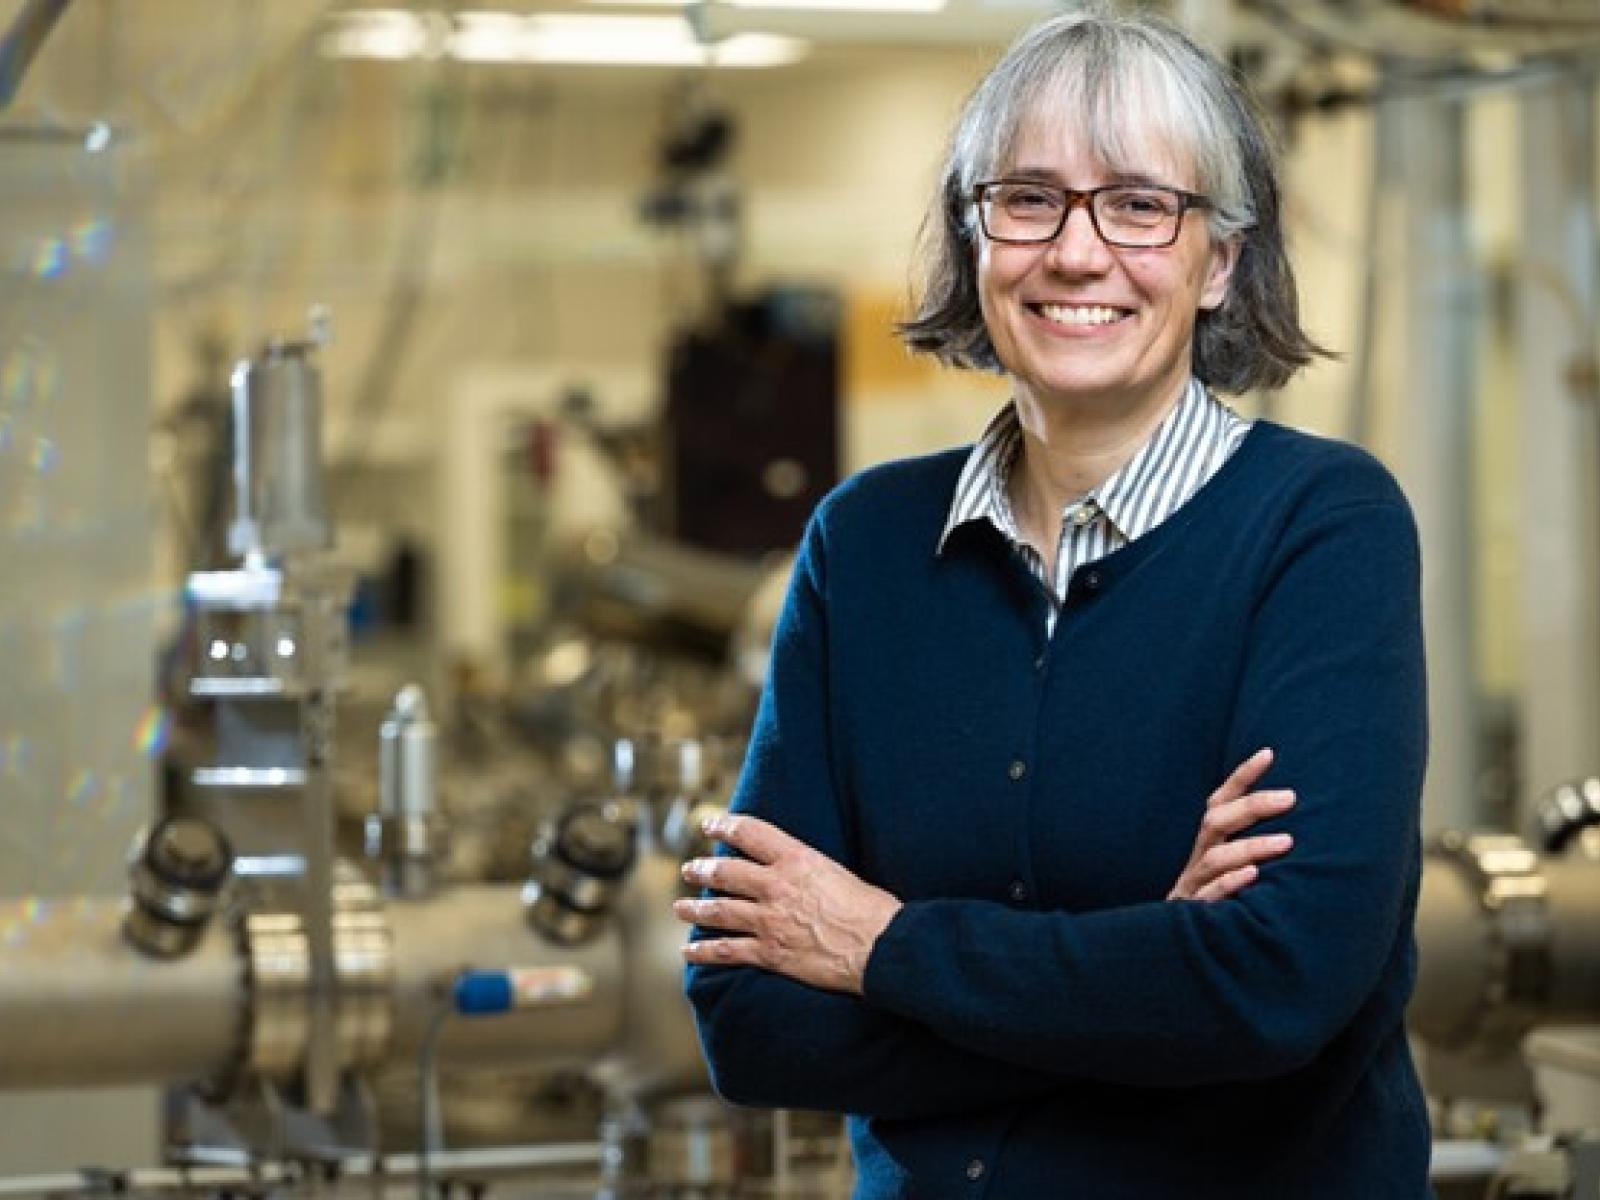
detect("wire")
[417,999,453,1200]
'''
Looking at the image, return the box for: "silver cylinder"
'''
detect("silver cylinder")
[381,686,437,824]
[595,852,710,1101]
[228,341,330,559]
[388,884,625,1072]
[0,898,243,1088]
[0,884,629,1091]
[372,684,441,897]
[1413,834,1600,1056]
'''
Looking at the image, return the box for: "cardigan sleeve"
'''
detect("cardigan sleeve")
[861,496,1427,1086]
[684,513,1072,1117]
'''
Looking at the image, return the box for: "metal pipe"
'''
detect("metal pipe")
[375,685,441,898]
[0,899,241,1088]
[0,885,629,1091]
[388,884,626,1071]
[1515,77,1600,829]
[1382,92,1481,835]
[0,1143,605,1199]
[1412,835,1600,1056]
[0,0,72,111]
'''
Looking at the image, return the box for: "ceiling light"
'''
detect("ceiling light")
[321,10,451,60]
[588,0,945,9]
[728,0,945,11]
[322,9,810,68]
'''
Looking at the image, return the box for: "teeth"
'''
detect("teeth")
[1038,304,1125,327]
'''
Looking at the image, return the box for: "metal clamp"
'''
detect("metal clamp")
[524,803,637,946]
[241,865,394,1085]
[1535,777,1600,854]
[122,817,233,959]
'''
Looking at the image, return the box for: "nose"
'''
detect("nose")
[1044,203,1113,274]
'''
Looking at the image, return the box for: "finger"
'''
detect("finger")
[672,895,765,934]
[1197,832,1293,878]
[1199,788,1296,843]
[682,936,766,968]
[1194,863,1259,903]
[681,855,774,900]
[700,812,800,865]
[1205,747,1274,809]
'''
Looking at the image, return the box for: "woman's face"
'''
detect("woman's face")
[976,116,1238,422]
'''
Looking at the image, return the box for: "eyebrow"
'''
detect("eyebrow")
[1002,165,1181,190]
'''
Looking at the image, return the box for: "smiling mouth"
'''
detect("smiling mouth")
[1031,303,1131,328]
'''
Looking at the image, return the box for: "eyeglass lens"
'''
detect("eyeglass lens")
[981,184,1184,247]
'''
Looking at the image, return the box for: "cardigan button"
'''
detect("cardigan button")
[1007,760,1027,782]
[1008,880,1028,903]
[1082,569,1103,593]
[966,1158,986,1181]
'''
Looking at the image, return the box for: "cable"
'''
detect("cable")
[416,999,453,1200]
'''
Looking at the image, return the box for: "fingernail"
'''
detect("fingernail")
[1272,833,1293,848]
[681,859,707,882]
[702,813,730,836]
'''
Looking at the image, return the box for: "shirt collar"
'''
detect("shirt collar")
[936,377,1215,556]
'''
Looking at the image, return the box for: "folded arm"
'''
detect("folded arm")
[858,499,1426,1085]
[681,506,1329,1111]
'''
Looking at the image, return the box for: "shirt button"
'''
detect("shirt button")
[966,1158,986,1181]
[1007,759,1027,781]
[1008,880,1028,903]
[1073,505,1095,527]
[1082,569,1102,593]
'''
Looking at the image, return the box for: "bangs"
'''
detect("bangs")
[964,19,1253,236]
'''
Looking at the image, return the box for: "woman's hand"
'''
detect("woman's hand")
[1167,747,1296,902]
[674,813,901,996]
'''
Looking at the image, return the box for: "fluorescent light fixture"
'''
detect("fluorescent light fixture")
[728,0,945,11]
[322,9,810,67]
[320,10,452,60]
[587,0,946,9]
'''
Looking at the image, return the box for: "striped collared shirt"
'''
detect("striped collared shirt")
[939,377,1251,632]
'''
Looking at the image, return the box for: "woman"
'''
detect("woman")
[676,9,1429,1198]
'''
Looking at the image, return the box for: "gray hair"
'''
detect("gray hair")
[898,6,1327,393]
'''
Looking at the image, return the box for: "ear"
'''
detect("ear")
[1198,234,1241,312]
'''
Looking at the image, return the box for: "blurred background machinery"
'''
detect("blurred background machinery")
[5,0,1600,1197]
[0,322,833,1199]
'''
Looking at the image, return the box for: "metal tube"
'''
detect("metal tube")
[227,344,331,560]
[0,885,628,1091]
[0,0,72,111]
[377,685,439,898]
[1413,838,1600,1055]
[0,899,241,1088]
[1411,851,1494,1049]
[1516,78,1600,829]
[1381,92,1481,835]
[389,885,625,1071]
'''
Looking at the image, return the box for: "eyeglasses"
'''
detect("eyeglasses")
[972,180,1212,250]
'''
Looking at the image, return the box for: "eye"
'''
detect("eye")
[1000,185,1063,214]
[1101,188,1179,221]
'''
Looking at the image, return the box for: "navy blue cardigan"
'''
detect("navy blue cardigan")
[686,420,1430,1199]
